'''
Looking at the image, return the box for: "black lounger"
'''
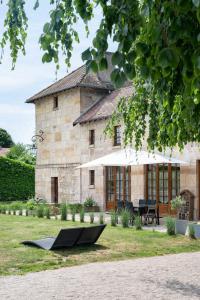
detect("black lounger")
[21,225,106,250]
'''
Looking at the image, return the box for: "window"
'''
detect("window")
[89,170,95,186]
[53,96,58,110]
[89,129,95,146]
[113,126,121,146]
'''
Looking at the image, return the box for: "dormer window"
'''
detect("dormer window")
[89,129,95,146]
[113,125,121,146]
[53,96,58,110]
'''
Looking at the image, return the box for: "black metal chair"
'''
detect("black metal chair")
[21,225,106,250]
[125,201,135,225]
[144,200,157,225]
[117,200,124,213]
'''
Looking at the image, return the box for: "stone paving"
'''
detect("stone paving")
[0,252,200,300]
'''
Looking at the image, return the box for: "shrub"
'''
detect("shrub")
[80,209,85,223]
[188,224,196,239]
[36,205,44,218]
[0,157,35,201]
[83,197,96,208]
[71,208,76,222]
[44,206,50,219]
[120,209,131,228]
[165,217,176,235]
[68,203,83,213]
[61,204,67,221]
[99,212,104,224]
[51,206,60,218]
[110,210,118,226]
[10,201,24,211]
[90,212,94,224]
[134,215,142,230]
[26,199,37,211]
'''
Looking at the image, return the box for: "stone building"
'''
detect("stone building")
[27,54,200,219]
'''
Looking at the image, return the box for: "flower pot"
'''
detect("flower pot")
[84,206,99,212]
[186,224,200,238]
[175,219,189,235]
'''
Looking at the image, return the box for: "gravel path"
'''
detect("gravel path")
[0,252,200,300]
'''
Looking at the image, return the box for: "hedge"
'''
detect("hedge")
[0,157,35,201]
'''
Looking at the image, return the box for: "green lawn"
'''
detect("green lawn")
[0,214,200,276]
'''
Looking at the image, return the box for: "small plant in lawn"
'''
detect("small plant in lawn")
[165,217,176,235]
[26,199,37,211]
[121,209,131,228]
[90,212,94,224]
[80,209,85,223]
[37,205,44,218]
[68,203,83,213]
[171,196,185,218]
[188,223,196,239]
[61,204,67,221]
[51,206,60,219]
[71,208,76,222]
[134,215,142,230]
[99,212,104,224]
[44,206,50,219]
[110,210,118,226]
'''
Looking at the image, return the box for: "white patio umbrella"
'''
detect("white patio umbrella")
[77,148,188,168]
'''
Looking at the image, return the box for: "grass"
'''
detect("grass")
[0,215,200,276]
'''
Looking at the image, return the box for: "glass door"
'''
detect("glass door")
[106,166,131,210]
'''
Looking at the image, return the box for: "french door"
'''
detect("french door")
[145,164,180,215]
[106,166,131,210]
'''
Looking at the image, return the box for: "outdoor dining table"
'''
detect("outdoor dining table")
[133,200,160,225]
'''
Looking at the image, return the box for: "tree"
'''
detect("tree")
[1,1,200,151]
[0,128,14,148]
[6,143,36,165]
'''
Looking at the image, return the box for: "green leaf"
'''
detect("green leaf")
[42,53,52,63]
[112,51,123,66]
[158,48,180,69]
[124,64,136,79]
[111,69,126,88]
[99,57,108,71]
[90,60,98,73]
[34,0,39,10]
[43,23,50,34]
[82,48,92,61]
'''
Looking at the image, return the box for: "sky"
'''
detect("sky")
[0,1,115,144]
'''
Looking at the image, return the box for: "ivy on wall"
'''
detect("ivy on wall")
[0,157,35,201]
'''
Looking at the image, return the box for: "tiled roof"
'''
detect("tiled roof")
[26,64,114,103]
[73,84,134,125]
[0,148,10,157]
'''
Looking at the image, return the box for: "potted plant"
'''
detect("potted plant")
[171,195,188,235]
[83,197,99,212]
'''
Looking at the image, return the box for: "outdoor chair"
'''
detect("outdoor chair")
[125,201,135,225]
[21,225,106,250]
[143,200,157,225]
[117,200,124,213]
